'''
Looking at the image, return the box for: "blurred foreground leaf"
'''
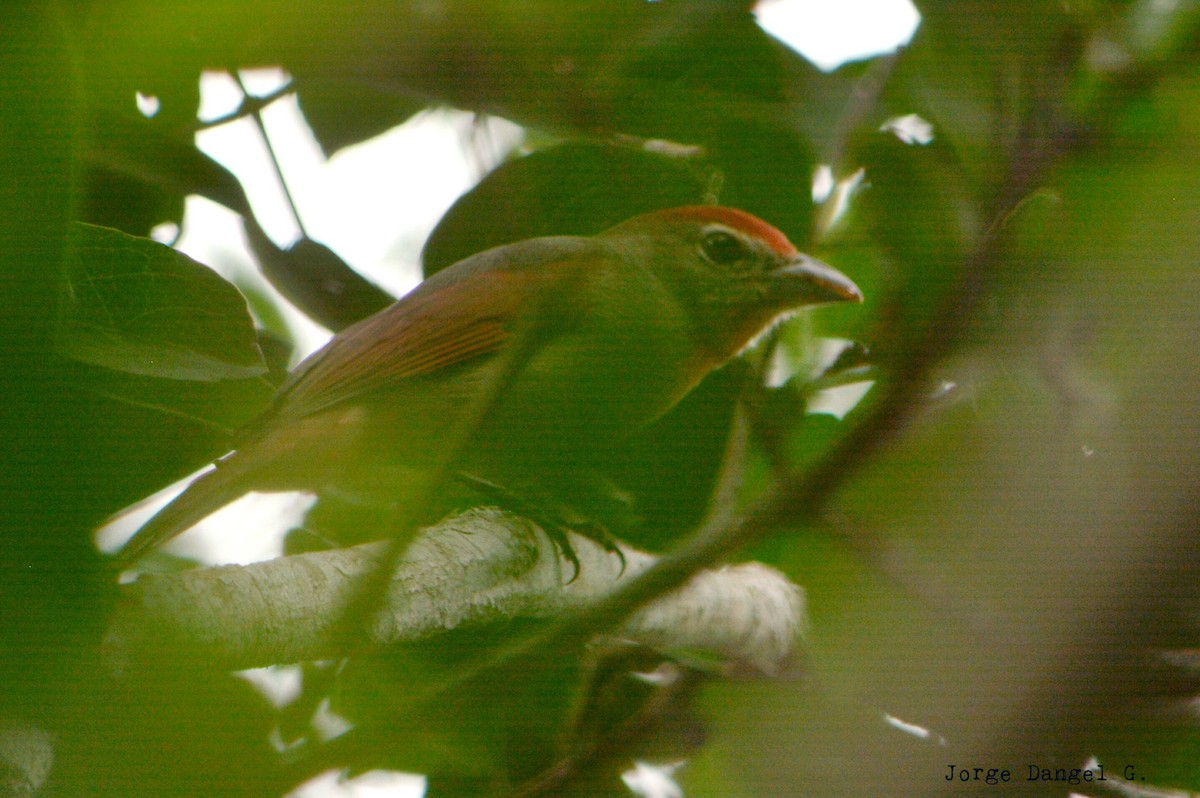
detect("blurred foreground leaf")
[60,223,265,381]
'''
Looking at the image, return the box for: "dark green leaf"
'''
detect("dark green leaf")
[60,223,265,381]
[894,0,1075,191]
[855,131,972,358]
[423,141,708,275]
[84,108,251,218]
[80,163,186,239]
[244,224,394,331]
[295,77,427,157]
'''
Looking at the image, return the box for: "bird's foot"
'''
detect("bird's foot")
[454,472,626,582]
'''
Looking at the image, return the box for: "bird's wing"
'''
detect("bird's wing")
[266,237,598,424]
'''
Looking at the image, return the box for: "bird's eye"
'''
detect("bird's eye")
[701,231,749,264]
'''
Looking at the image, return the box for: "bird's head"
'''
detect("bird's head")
[600,206,862,362]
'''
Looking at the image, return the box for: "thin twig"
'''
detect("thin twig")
[232,71,308,240]
[510,668,703,798]
[196,79,295,130]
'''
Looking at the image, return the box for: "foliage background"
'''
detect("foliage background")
[2,0,1200,795]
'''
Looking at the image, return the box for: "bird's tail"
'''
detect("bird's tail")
[115,460,246,568]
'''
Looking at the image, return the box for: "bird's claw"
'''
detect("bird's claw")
[454,472,625,582]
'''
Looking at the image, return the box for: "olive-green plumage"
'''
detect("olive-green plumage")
[119,206,861,564]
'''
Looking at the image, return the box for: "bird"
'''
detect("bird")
[117,206,862,565]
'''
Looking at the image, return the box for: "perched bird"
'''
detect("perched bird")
[118,206,861,564]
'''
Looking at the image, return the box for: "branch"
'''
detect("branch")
[103,508,805,676]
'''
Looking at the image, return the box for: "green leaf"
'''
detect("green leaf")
[294,76,427,157]
[422,141,708,276]
[83,107,251,218]
[855,131,973,357]
[243,225,394,331]
[60,223,265,381]
[80,163,186,240]
[892,0,1074,191]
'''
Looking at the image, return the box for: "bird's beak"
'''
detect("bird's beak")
[775,253,863,306]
